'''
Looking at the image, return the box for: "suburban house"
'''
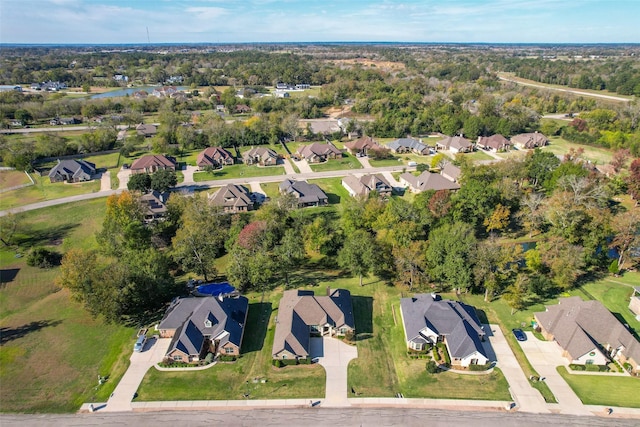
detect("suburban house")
[151,86,178,98]
[440,163,461,182]
[344,136,382,156]
[243,147,279,166]
[50,117,82,126]
[296,143,342,163]
[387,138,430,155]
[130,154,176,174]
[535,297,640,372]
[196,147,235,169]
[136,123,158,138]
[140,191,170,223]
[400,171,460,193]
[511,132,549,149]
[400,294,489,367]
[279,179,328,208]
[631,287,640,319]
[158,295,249,363]
[208,184,254,213]
[234,104,251,114]
[48,159,96,183]
[342,174,393,198]
[272,288,355,360]
[435,136,474,153]
[476,134,511,152]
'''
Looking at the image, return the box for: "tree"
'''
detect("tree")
[0,212,20,247]
[338,229,378,286]
[484,204,510,234]
[431,153,447,170]
[127,173,151,192]
[610,148,631,172]
[610,210,640,271]
[525,149,560,188]
[275,228,306,288]
[393,241,428,290]
[518,192,545,237]
[56,248,100,304]
[502,273,535,315]
[150,169,177,192]
[96,191,146,256]
[628,159,640,204]
[425,222,477,291]
[538,236,585,290]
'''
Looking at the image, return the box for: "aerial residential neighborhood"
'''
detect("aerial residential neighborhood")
[1,3,640,425]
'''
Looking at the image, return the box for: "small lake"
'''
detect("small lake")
[90,86,187,99]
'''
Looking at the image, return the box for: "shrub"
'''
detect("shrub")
[468,363,491,372]
[416,163,429,172]
[272,359,283,368]
[219,355,237,362]
[608,259,620,275]
[569,364,586,371]
[298,357,311,365]
[426,360,439,374]
[282,359,298,366]
[26,247,61,268]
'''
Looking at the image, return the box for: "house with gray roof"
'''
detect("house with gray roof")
[387,138,430,155]
[399,171,460,193]
[436,136,473,153]
[208,184,254,213]
[273,288,355,360]
[242,147,279,166]
[342,174,392,198]
[158,295,249,363]
[279,179,328,208]
[140,190,170,222]
[535,297,640,372]
[400,294,489,367]
[296,143,342,163]
[48,159,96,183]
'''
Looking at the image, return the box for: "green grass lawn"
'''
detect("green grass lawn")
[0,198,134,412]
[557,366,640,407]
[309,154,362,172]
[193,164,285,181]
[0,174,102,210]
[261,182,281,200]
[465,150,495,162]
[369,157,405,167]
[309,177,351,205]
[541,136,614,164]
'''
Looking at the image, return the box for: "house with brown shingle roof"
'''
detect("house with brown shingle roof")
[296,143,342,163]
[476,134,511,152]
[272,288,355,360]
[511,132,548,149]
[436,136,474,153]
[400,171,460,193]
[242,147,279,166]
[440,163,461,183]
[197,147,234,170]
[344,136,382,156]
[208,184,254,213]
[136,123,157,138]
[130,154,176,174]
[535,297,640,372]
[342,174,392,198]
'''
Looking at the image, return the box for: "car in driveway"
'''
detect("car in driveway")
[134,334,147,352]
[512,328,527,341]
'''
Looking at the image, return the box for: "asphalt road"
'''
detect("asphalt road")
[498,76,630,103]
[1,408,636,427]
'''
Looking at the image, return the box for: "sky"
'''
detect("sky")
[1,0,639,44]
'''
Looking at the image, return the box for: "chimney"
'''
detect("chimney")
[326,286,331,296]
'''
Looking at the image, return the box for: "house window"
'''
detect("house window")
[339,328,347,335]
[173,355,182,361]
[225,347,234,354]
[586,359,594,365]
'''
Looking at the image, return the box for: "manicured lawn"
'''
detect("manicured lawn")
[0,174,102,210]
[0,170,32,190]
[308,154,362,172]
[465,150,495,161]
[541,136,614,164]
[192,164,284,181]
[0,198,135,412]
[369,157,405,167]
[557,366,640,407]
[260,182,281,200]
[309,177,351,205]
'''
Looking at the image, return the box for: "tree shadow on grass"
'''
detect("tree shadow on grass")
[14,223,79,248]
[352,295,373,341]
[242,302,272,354]
[326,192,341,205]
[0,320,62,344]
[0,268,20,288]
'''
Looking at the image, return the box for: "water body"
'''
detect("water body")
[90,86,186,99]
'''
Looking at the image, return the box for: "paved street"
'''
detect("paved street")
[101,337,171,412]
[311,337,358,407]
[483,324,549,414]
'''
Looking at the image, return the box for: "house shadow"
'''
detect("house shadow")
[474,309,490,325]
[0,319,62,344]
[0,268,20,288]
[241,302,272,354]
[326,193,341,205]
[310,337,324,360]
[480,324,498,364]
[352,296,373,341]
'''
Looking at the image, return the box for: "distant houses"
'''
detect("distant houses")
[511,132,548,150]
[50,117,82,126]
[48,159,96,183]
[280,179,328,208]
[136,123,157,138]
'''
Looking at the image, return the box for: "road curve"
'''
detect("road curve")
[498,76,631,103]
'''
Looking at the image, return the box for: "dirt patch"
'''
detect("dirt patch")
[0,170,31,190]
[330,59,406,71]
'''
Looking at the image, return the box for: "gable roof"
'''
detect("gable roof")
[280,179,328,205]
[273,288,355,358]
[387,138,428,153]
[197,147,234,167]
[437,136,473,151]
[511,132,548,148]
[297,142,342,158]
[130,154,175,171]
[208,184,253,210]
[535,297,640,362]
[140,190,170,216]
[344,136,381,152]
[135,123,157,136]
[400,294,487,360]
[342,174,392,197]
[441,163,461,182]
[48,159,96,180]
[400,171,460,192]
[243,147,278,161]
[477,134,510,150]
[160,296,249,357]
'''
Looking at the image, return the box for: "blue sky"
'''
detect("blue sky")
[1,0,638,44]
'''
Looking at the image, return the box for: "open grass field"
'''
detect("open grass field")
[0,198,134,413]
[465,150,495,162]
[369,157,405,167]
[308,154,362,172]
[541,136,614,164]
[0,170,32,190]
[193,164,285,182]
[557,366,640,407]
[0,173,101,210]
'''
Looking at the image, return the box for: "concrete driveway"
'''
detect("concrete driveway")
[116,168,131,190]
[310,337,358,407]
[518,332,593,416]
[101,337,171,412]
[483,324,549,414]
[282,158,297,175]
[181,165,197,184]
[293,158,313,174]
[99,171,111,191]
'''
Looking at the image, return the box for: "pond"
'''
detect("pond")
[90,86,187,99]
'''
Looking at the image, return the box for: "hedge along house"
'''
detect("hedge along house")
[400,294,489,367]
[272,288,355,360]
[158,296,249,363]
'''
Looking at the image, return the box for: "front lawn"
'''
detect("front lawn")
[557,366,640,407]
[309,177,351,205]
[368,157,404,167]
[0,174,102,210]
[308,154,362,172]
[465,150,495,161]
[192,164,285,181]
